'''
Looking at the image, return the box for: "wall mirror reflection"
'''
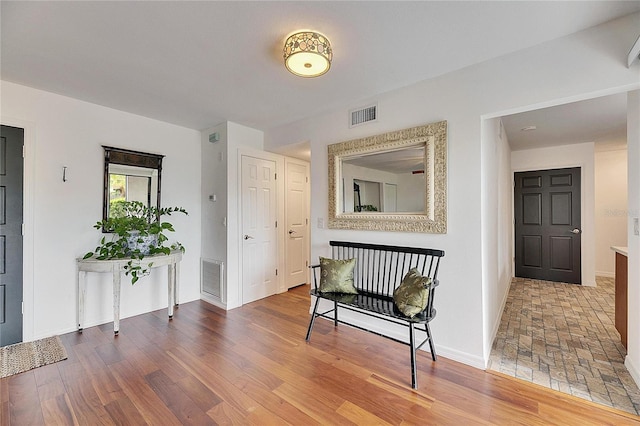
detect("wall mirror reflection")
[342,144,427,214]
[103,146,164,227]
[328,121,447,233]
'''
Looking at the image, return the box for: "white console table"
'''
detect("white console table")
[77,250,182,334]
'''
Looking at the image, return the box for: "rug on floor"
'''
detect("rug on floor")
[0,336,67,378]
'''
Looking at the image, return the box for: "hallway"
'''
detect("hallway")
[489,276,640,415]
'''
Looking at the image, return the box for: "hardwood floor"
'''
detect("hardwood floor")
[2,285,639,425]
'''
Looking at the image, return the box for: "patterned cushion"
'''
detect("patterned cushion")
[319,257,358,294]
[393,268,432,318]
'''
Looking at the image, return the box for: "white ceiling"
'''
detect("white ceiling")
[502,92,629,151]
[2,1,639,135]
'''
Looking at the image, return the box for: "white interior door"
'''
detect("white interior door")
[285,160,309,289]
[241,155,277,304]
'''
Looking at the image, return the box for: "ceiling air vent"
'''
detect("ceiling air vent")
[350,104,377,127]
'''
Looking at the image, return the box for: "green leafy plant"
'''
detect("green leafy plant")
[84,201,188,284]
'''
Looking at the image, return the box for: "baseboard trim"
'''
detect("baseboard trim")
[625,356,640,390]
[311,298,485,370]
[200,293,227,310]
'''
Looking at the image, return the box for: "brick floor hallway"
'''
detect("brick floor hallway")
[488,276,640,415]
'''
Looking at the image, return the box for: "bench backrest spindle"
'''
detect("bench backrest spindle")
[329,241,444,298]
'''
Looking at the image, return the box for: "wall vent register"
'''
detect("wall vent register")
[201,259,224,300]
[350,105,377,127]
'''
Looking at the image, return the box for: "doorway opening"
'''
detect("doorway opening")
[266,141,311,295]
[488,91,633,412]
[238,146,311,305]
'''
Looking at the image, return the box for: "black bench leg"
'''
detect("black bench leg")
[305,296,321,341]
[425,323,437,361]
[409,322,418,389]
[334,301,338,327]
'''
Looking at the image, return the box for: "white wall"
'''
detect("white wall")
[626,90,640,387]
[264,12,640,368]
[1,81,202,340]
[482,118,513,363]
[511,142,596,286]
[200,122,266,310]
[594,148,628,276]
[201,123,229,305]
[396,172,425,212]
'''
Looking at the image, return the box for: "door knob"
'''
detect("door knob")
[288,230,296,235]
[569,228,581,234]
[244,234,254,240]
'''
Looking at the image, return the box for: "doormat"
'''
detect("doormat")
[1,336,67,378]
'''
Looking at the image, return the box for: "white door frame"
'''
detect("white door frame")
[1,117,35,342]
[284,157,310,288]
[237,147,285,305]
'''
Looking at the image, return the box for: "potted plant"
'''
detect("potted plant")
[84,200,188,284]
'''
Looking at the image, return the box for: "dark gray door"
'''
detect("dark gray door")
[0,125,24,346]
[514,167,581,284]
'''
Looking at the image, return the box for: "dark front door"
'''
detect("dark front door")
[514,167,581,284]
[0,125,24,346]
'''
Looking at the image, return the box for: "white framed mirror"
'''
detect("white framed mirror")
[328,121,447,233]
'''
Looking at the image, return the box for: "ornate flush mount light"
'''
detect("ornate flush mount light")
[283,31,332,77]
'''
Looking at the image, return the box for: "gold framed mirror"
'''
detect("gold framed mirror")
[328,121,447,233]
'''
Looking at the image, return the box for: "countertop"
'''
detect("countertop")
[611,246,628,256]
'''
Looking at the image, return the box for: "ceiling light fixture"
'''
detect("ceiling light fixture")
[283,31,332,78]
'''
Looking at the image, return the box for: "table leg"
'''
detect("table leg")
[113,267,121,334]
[78,270,86,331]
[175,261,180,307]
[168,263,175,319]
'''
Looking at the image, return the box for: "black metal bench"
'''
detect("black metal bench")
[305,240,444,389]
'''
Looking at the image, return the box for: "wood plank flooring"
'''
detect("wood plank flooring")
[2,284,639,425]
